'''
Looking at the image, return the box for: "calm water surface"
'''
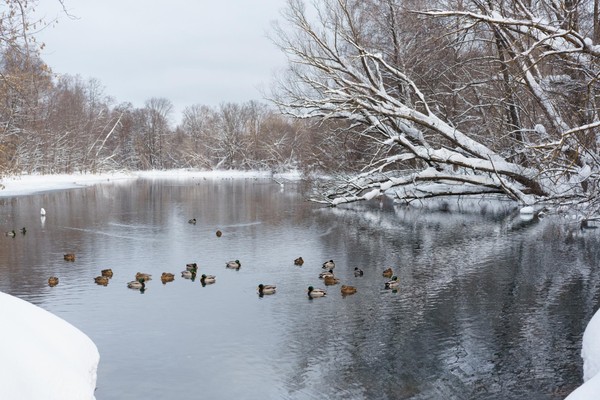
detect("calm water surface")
[1,177,599,399]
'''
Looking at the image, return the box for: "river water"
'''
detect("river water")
[0,177,599,399]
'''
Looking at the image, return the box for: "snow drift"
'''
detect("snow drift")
[0,291,99,400]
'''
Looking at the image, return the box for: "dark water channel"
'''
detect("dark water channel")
[0,177,599,399]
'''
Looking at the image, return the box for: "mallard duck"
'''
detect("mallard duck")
[354,267,364,277]
[19,227,26,235]
[216,230,222,237]
[308,286,326,298]
[101,268,113,278]
[258,284,276,295]
[181,270,195,279]
[64,253,75,262]
[382,267,393,278]
[322,260,335,269]
[135,272,152,281]
[323,275,340,285]
[186,263,198,271]
[188,218,197,224]
[200,274,216,284]
[48,276,59,287]
[5,230,15,237]
[294,257,304,266]
[319,269,335,279]
[127,279,145,290]
[161,272,175,283]
[385,276,400,289]
[94,276,109,286]
[226,260,241,269]
[341,285,357,295]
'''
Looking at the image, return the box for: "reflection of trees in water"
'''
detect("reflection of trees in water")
[278,202,600,399]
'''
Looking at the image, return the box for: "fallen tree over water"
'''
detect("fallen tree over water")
[272,0,600,220]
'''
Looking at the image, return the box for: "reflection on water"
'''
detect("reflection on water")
[0,177,599,399]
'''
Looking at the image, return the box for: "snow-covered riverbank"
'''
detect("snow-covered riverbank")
[0,291,99,399]
[0,169,300,198]
[565,310,600,399]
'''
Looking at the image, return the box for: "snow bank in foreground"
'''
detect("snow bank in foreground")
[0,291,99,400]
[566,308,600,399]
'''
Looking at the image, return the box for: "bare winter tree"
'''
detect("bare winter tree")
[0,1,56,176]
[179,104,219,168]
[272,0,600,219]
[140,97,173,169]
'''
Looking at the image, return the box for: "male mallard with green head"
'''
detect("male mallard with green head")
[127,279,145,290]
[226,260,241,269]
[186,263,198,271]
[308,286,326,298]
[258,284,276,295]
[200,274,216,284]
[319,269,335,279]
[385,276,400,289]
[181,270,195,279]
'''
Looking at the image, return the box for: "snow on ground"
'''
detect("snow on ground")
[0,291,99,400]
[0,169,302,197]
[566,308,600,399]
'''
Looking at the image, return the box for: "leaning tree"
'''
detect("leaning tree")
[272,0,600,219]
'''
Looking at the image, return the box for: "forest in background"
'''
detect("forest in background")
[3,0,600,216]
[0,47,361,176]
[0,1,368,177]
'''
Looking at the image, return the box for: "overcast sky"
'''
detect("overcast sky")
[34,0,289,124]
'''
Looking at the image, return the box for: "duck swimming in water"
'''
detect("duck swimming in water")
[258,284,276,295]
[94,276,109,286]
[127,279,146,290]
[226,260,241,270]
[307,286,326,298]
[385,276,400,289]
[341,285,357,295]
[200,274,216,285]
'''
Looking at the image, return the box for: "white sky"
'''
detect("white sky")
[33,0,289,124]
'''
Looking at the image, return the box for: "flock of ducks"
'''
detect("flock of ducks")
[47,258,224,292]
[45,252,400,298]
[304,259,399,298]
[38,215,401,297]
[5,227,26,237]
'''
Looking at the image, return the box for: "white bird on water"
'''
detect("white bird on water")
[40,208,46,216]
